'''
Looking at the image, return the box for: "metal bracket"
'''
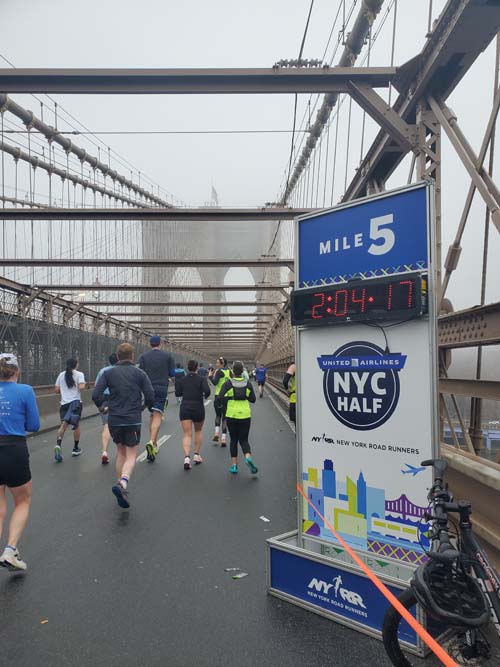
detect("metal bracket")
[348,82,417,151]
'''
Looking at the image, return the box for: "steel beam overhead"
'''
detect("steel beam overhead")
[3,259,293,269]
[105,312,275,318]
[344,0,500,202]
[81,301,282,307]
[0,207,310,221]
[440,379,500,402]
[0,67,395,94]
[37,284,290,292]
[101,320,271,325]
[438,301,500,349]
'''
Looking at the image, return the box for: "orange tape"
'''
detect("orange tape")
[297,483,457,667]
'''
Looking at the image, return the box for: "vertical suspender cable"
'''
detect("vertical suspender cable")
[344,96,353,194]
[330,101,341,205]
[388,0,398,106]
[315,136,323,207]
[322,118,331,207]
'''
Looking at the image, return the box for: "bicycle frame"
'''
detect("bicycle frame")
[459,510,500,637]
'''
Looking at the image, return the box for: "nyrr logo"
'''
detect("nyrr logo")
[307,575,366,609]
[318,341,406,431]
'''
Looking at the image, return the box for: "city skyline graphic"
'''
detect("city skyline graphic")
[302,458,429,565]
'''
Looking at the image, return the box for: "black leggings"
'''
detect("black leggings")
[226,417,251,458]
[214,397,227,432]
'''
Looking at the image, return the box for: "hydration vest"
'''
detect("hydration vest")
[224,378,252,419]
[215,368,231,396]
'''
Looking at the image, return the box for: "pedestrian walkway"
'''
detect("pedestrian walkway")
[0,394,391,666]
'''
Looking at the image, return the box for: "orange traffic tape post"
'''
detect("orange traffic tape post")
[297,483,458,667]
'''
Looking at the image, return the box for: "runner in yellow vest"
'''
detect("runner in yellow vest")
[209,356,231,445]
[283,362,296,425]
[219,361,258,475]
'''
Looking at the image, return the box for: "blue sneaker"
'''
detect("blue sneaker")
[54,445,63,463]
[229,464,238,474]
[245,457,258,474]
[112,482,130,509]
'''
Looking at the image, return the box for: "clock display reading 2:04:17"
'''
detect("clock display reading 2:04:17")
[291,274,425,326]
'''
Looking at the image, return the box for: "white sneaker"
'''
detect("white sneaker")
[184,456,192,470]
[193,453,203,465]
[0,547,27,571]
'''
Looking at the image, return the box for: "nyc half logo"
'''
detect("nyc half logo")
[318,341,407,431]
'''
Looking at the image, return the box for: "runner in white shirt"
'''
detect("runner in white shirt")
[54,358,86,462]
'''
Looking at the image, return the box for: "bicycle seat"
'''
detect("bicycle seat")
[421,458,448,478]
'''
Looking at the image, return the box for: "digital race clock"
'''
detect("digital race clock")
[291,273,427,326]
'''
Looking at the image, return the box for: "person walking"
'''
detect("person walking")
[283,362,296,426]
[174,363,186,404]
[93,343,154,509]
[137,335,175,462]
[175,360,210,470]
[219,360,258,475]
[95,352,118,464]
[209,356,230,446]
[255,363,267,398]
[54,358,86,462]
[0,353,40,571]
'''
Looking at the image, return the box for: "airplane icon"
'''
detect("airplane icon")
[401,463,426,477]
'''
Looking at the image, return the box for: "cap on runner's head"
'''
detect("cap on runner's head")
[0,353,19,367]
[150,335,162,346]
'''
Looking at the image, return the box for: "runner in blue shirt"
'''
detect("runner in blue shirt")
[255,364,267,398]
[0,353,40,571]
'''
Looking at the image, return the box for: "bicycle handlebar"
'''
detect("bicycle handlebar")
[421,459,460,561]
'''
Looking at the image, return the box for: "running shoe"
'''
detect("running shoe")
[221,434,227,447]
[184,456,192,470]
[229,464,238,474]
[72,446,82,457]
[111,482,130,509]
[245,457,258,474]
[54,444,63,463]
[193,453,203,465]
[212,433,219,443]
[145,441,156,462]
[0,547,27,571]
[101,451,109,465]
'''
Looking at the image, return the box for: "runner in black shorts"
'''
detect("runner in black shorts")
[93,343,154,509]
[175,360,210,469]
[0,353,40,571]
[138,335,175,462]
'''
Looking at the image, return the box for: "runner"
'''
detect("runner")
[54,358,86,462]
[255,363,267,398]
[175,360,210,470]
[137,335,175,462]
[0,353,40,571]
[174,363,186,404]
[198,363,208,379]
[92,343,154,509]
[283,362,296,425]
[219,361,258,475]
[94,352,118,464]
[209,356,230,446]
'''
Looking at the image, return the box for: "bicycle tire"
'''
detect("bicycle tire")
[382,588,418,667]
[382,588,500,667]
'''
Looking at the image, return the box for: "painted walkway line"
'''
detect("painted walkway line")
[298,484,457,667]
[136,434,171,463]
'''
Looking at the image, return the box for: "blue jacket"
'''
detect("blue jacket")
[0,382,40,436]
[92,361,154,427]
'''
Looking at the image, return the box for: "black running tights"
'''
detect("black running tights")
[226,417,251,458]
[214,397,227,432]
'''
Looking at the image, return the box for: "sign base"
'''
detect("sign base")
[267,530,431,657]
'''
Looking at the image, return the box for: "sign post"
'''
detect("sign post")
[267,182,438,651]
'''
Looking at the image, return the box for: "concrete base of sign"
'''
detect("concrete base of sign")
[267,530,432,657]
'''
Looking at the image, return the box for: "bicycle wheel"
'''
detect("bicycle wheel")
[382,588,500,667]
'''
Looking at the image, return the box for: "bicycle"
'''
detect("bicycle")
[382,458,500,666]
